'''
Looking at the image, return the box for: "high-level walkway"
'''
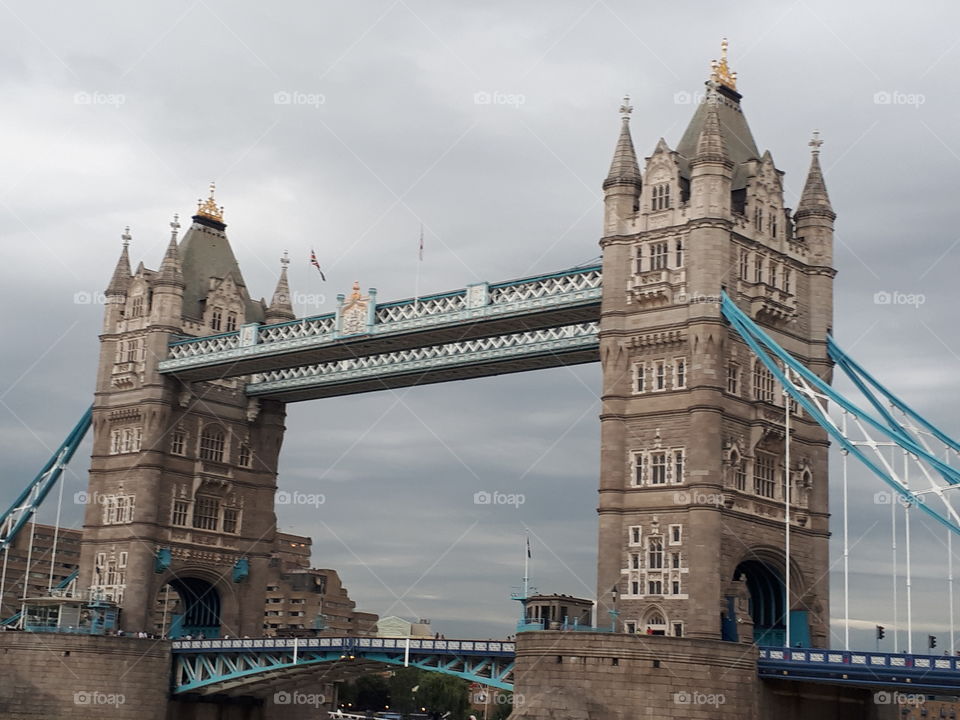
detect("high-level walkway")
[157,265,601,400]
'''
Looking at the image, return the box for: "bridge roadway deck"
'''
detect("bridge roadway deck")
[758,647,960,694]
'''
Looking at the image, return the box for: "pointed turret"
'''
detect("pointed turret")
[265,252,296,323]
[795,131,835,273]
[689,89,734,219]
[603,96,641,191]
[156,214,184,288]
[691,94,732,168]
[105,227,132,296]
[602,96,641,237]
[796,131,835,220]
[150,214,185,328]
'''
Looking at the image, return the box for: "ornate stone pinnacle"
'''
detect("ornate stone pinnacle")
[170,213,181,241]
[281,250,290,268]
[809,129,823,154]
[121,226,131,246]
[619,95,633,118]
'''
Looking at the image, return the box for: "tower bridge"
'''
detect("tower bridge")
[3,41,960,720]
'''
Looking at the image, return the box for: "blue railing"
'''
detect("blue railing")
[759,647,960,691]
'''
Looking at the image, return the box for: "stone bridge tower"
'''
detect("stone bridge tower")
[596,43,834,647]
[78,186,295,636]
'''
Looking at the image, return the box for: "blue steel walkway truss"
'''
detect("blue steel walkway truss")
[172,636,516,695]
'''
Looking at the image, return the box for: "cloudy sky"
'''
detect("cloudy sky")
[1,0,959,650]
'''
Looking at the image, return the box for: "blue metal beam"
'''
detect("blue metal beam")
[0,408,92,552]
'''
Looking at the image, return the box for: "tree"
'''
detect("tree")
[419,673,469,718]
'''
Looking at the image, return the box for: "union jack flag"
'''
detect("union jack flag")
[310,249,326,281]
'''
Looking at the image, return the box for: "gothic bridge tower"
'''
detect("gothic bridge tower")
[597,42,835,646]
[78,186,296,636]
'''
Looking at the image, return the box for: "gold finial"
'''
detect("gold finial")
[351,280,362,300]
[121,226,131,247]
[196,181,224,222]
[809,129,823,155]
[619,95,633,119]
[710,37,737,91]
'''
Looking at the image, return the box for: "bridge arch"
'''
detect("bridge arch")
[728,546,808,646]
[155,568,234,639]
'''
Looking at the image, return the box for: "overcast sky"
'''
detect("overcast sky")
[1,0,959,650]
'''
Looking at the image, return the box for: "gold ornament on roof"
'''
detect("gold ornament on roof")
[196,181,224,222]
[710,38,737,91]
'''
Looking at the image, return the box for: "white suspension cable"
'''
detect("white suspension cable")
[892,445,899,654]
[842,411,850,651]
[18,514,37,629]
[47,467,66,593]
[904,450,913,654]
[784,375,792,648]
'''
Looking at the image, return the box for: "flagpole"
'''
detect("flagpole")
[523,531,530,601]
[415,224,423,307]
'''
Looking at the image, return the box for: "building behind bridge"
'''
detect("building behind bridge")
[1,522,377,636]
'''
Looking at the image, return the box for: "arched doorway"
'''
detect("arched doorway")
[154,577,221,639]
[732,560,784,646]
[642,606,667,636]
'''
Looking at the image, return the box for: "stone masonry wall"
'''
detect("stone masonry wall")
[508,632,888,720]
[0,633,171,720]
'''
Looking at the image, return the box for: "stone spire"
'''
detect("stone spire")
[603,96,641,191]
[105,227,132,296]
[796,131,835,219]
[691,94,732,167]
[155,214,184,287]
[265,251,296,323]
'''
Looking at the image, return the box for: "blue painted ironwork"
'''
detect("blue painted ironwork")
[721,292,960,534]
[158,265,601,379]
[155,547,172,573]
[171,636,516,695]
[0,407,92,552]
[758,647,960,693]
[232,557,249,583]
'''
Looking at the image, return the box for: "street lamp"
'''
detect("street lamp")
[608,584,620,632]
